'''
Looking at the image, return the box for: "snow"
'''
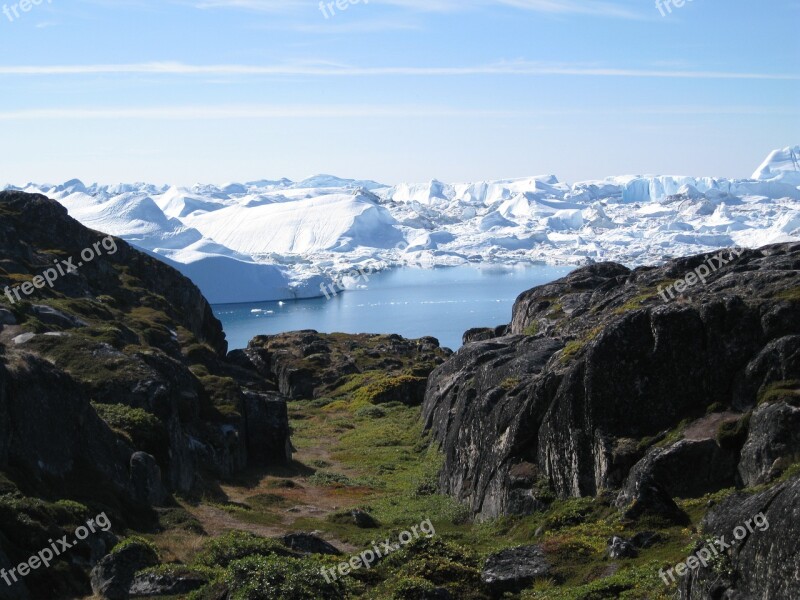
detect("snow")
[752,145,800,185]
[6,146,800,304]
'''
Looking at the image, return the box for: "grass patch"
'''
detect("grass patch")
[560,326,605,364]
[92,402,169,464]
[758,380,800,405]
[774,286,800,302]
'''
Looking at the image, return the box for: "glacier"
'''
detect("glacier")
[5,145,799,304]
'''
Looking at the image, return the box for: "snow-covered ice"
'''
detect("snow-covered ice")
[6,145,799,304]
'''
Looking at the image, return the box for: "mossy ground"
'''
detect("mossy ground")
[131,368,736,599]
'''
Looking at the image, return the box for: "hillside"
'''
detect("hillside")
[0,191,295,598]
[0,190,797,599]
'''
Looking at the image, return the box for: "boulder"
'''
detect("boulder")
[129,452,168,506]
[463,328,499,344]
[31,305,87,329]
[606,536,638,559]
[242,391,292,466]
[619,438,738,501]
[738,400,800,486]
[128,567,208,597]
[680,474,800,599]
[616,474,689,525]
[12,333,35,345]
[280,533,341,556]
[481,545,550,596]
[351,509,379,529]
[91,541,159,600]
[630,531,662,549]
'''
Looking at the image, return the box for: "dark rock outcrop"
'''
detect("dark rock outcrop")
[129,452,168,507]
[679,474,800,600]
[0,191,226,354]
[423,244,800,519]
[616,473,689,525]
[617,438,738,504]
[280,533,341,556]
[128,567,209,597]
[238,331,451,400]
[463,325,507,344]
[738,399,800,486]
[481,545,550,596]
[350,509,380,529]
[0,544,30,599]
[0,191,296,596]
[0,192,295,500]
[242,391,293,465]
[90,541,159,600]
[0,355,134,501]
[606,536,638,559]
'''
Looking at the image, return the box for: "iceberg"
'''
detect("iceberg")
[8,146,799,304]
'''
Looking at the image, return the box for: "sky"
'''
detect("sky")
[0,0,798,186]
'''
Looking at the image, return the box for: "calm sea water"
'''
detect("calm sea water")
[213,264,574,351]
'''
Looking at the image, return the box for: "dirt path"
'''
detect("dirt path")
[184,428,365,554]
[684,411,741,440]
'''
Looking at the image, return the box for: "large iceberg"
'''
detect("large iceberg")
[6,146,799,304]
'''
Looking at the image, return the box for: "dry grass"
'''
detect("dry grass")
[150,528,208,564]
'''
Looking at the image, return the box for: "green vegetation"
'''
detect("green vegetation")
[637,419,689,454]
[524,322,540,336]
[758,380,800,406]
[613,289,663,315]
[559,326,604,364]
[154,371,716,599]
[349,374,428,408]
[223,554,348,600]
[355,405,387,419]
[193,531,294,568]
[92,402,169,463]
[112,536,160,562]
[377,537,485,599]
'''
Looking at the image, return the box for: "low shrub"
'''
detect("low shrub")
[225,555,348,600]
[92,402,169,464]
[193,531,294,568]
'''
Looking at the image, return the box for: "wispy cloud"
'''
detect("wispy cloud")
[0,105,515,120]
[188,0,643,19]
[0,104,794,121]
[0,61,795,80]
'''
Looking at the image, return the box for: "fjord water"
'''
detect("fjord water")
[213,264,574,351]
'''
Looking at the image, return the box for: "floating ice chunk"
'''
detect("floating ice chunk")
[546,209,584,230]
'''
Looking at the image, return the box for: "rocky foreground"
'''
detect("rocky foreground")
[424,243,800,597]
[0,190,797,599]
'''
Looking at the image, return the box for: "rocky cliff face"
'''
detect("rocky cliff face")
[423,244,800,520]
[0,191,293,597]
[680,473,800,599]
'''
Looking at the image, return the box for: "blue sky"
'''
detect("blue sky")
[0,0,798,185]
